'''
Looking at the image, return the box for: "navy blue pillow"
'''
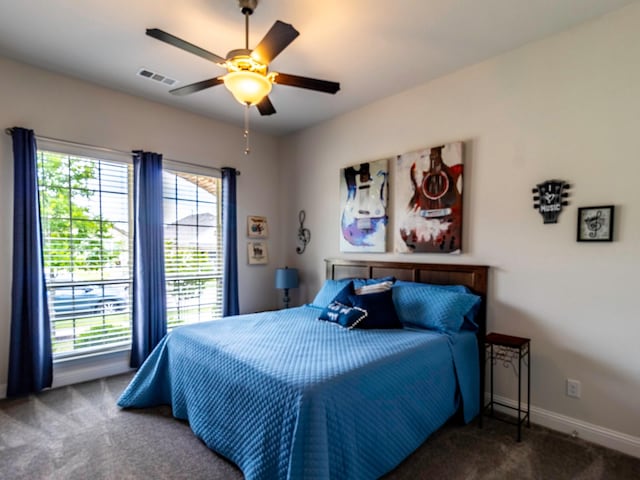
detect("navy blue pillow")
[318,300,368,329]
[318,282,370,329]
[348,289,402,330]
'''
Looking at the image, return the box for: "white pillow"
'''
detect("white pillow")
[354,280,394,295]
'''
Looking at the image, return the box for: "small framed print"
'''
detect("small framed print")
[247,215,268,238]
[247,241,268,264]
[577,206,614,242]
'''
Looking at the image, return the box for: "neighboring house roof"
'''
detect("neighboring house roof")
[166,213,219,248]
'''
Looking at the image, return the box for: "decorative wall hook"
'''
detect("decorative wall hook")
[296,210,311,254]
[532,180,571,224]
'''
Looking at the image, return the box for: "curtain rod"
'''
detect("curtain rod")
[4,127,240,176]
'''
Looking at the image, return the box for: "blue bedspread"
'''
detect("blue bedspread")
[118,306,479,480]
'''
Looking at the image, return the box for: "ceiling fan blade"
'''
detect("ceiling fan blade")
[256,96,277,116]
[251,21,299,64]
[169,77,224,96]
[273,73,340,94]
[146,28,226,65]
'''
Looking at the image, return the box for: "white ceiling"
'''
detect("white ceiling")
[0,0,635,136]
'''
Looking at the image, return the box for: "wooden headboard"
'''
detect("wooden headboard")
[326,258,489,410]
[326,257,488,332]
[326,259,488,295]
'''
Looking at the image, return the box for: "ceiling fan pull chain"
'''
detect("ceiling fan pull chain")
[244,11,250,49]
[244,103,251,155]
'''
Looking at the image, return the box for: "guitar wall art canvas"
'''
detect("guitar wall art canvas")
[339,158,389,252]
[394,142,464,254]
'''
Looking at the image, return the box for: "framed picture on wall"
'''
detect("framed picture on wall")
[339,158,389,253]
[247,215,268,238]
[394,141,464,254]
[247,241,269,264]
[577,205,614,242]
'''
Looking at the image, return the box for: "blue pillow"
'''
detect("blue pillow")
[352,276,396,288]
[311,279,353,308]
[331,281,354,304]
[392,283,481,333]
[348,288,402,330]
[393,280,481,329]
[394,280,468,293]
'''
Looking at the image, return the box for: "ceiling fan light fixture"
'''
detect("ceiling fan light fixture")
[146,0,338,153]
[223,70,272,105]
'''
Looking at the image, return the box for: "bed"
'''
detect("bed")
[118,259,488,479]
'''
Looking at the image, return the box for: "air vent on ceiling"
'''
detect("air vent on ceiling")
[137,68,178,86]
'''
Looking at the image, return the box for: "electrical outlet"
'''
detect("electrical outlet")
[567,379,581,398]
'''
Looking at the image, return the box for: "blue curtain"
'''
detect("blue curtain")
[130,151,167,368]
[221,167,239,316]
[8,127,53,396]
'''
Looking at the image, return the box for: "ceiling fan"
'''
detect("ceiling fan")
[146,0,341,117]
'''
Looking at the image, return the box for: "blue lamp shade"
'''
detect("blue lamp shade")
[275,267,299,289]
[275,267,298,308]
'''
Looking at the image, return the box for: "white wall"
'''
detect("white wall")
[0,56,283,391]
[280,4,640,454]
[1,2,639,457]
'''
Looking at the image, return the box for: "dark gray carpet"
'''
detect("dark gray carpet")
[1,373,638,479]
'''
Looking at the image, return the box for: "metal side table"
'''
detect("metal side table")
[484,332,531,441]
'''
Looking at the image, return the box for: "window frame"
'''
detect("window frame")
[37,140,134,361]
[36,142,224,361]
[162,161,223,330]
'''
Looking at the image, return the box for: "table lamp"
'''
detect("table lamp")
[275,266,299,309]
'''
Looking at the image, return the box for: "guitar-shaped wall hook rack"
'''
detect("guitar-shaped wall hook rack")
[296,210,311,254]
[532,180,571,224]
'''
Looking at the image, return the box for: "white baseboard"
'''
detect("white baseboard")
[52,350,133,389]
[490,394,640,459]
[0,352,132,400]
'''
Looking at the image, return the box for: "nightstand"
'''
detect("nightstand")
[483,332,531,441]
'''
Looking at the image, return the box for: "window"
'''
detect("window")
[163,169,223,329]
[38,149,133,357]
[37,146,224,360]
